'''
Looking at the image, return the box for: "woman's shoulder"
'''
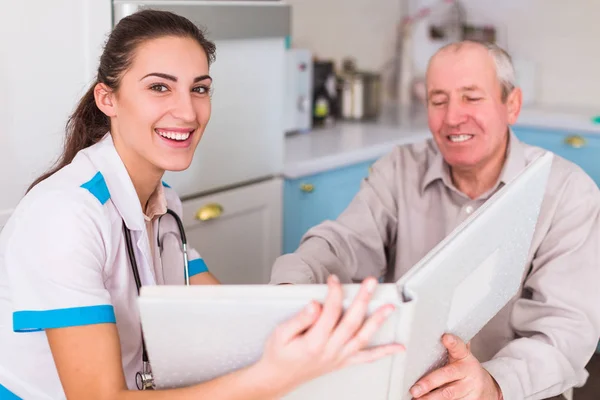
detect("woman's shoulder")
[8,162,115,239]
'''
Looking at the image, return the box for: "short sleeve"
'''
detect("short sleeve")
[5,190,115,333]
[187,249,208,277]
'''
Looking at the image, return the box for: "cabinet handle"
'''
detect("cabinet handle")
[300,183,314,193]
[195,203,224,221]
[564,135,586,148]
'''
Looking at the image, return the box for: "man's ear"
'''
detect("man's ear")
[94,83,117,118]
[506,87,522,125]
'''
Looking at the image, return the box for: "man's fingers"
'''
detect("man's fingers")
[443,334,470,363]
[415,381,470,400]
[410,363,465,398]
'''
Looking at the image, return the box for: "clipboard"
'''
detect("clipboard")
[138,152,553,399]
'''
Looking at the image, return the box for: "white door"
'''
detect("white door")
[181,178,283,284]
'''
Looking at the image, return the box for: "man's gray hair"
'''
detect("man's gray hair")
[481,42,516,102]
[430,41,517,102]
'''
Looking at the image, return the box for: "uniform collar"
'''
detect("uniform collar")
[144,184,168,222]
[86,133,166,231]
[421,129,527,197]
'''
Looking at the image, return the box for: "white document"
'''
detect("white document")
[138,152,553,399]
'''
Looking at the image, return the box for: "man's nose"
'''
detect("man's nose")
[444,99,468,127]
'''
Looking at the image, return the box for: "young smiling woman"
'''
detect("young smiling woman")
[0,9,403,400]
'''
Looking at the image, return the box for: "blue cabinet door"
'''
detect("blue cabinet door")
[512,125,600,186]
[283,159,375,254]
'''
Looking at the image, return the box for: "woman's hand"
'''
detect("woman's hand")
[255,275,404,396]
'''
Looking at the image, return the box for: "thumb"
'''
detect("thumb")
[443,334,470,363]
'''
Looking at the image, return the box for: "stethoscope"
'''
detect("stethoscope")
[122,208,190,390]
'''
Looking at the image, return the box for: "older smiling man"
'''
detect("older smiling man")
[270,41,600,399]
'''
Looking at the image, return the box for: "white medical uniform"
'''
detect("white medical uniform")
[0,133,209,399]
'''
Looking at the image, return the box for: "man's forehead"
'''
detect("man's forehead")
[426,46,497,90]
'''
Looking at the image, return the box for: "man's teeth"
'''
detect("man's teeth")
[156,130,191,141]
[448,134,473,143]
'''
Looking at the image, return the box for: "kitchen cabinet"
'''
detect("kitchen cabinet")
[512,125,600,186]
[283,159,375,254]
[181,178,282,284]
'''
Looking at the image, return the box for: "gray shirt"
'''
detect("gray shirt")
[270,132,600,400]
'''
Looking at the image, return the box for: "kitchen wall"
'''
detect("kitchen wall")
[0,0,111,225]
[288,0,600,110]
[442,0,600,110]
[286,0,404,93]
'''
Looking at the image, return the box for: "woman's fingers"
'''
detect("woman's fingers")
[340,303,396,358]
[274,300,321,344]
[326,277,378,351]
[344,343,405,367]
[305,275,344,342]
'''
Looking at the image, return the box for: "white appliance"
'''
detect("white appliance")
[114,1,290,198]
[113,1,290,284]
[284,48,313,134]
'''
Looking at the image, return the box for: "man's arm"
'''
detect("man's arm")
[482,169,600,400]
[271,152,400,284]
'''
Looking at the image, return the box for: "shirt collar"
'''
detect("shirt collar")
[84,133,166,231]
[144,183,168,222]
[420,129,527,198]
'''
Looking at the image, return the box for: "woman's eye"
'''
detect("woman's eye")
[193,85,210,95]
[150,84,168,92]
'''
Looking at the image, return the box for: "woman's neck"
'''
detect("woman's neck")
[111,133,164,212]
[129,164,163,212]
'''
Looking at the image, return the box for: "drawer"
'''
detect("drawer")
[283,159,375,254]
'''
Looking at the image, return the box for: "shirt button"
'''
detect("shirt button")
[465,205,474,214]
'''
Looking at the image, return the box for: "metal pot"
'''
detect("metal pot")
[338,58,382,121]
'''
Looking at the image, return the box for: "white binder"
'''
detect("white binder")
[138,152,553,399]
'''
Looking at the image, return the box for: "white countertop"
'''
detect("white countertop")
[283,105,600,179]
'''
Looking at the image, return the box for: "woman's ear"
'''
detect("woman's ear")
[94,83,117,117]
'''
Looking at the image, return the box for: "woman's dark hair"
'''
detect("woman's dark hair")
[28,9,216,192]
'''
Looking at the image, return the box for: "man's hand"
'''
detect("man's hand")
[410,334,503,400]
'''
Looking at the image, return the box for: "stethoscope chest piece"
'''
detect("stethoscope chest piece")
[136,361,155,390]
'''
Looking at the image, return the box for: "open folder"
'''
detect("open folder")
[138,152,553,399]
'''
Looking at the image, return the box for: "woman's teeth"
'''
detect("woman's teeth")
[156,129,191,141]
[448,134,473,143]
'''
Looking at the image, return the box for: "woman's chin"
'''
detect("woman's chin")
[160,159,194,173]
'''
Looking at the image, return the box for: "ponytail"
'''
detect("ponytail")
[27,83,109,192]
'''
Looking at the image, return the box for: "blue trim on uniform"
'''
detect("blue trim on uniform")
[161,181,171,188]
[0,383,21,399]
[13,305,116,333]
[80,172,110,205]
[189,258,209,277]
